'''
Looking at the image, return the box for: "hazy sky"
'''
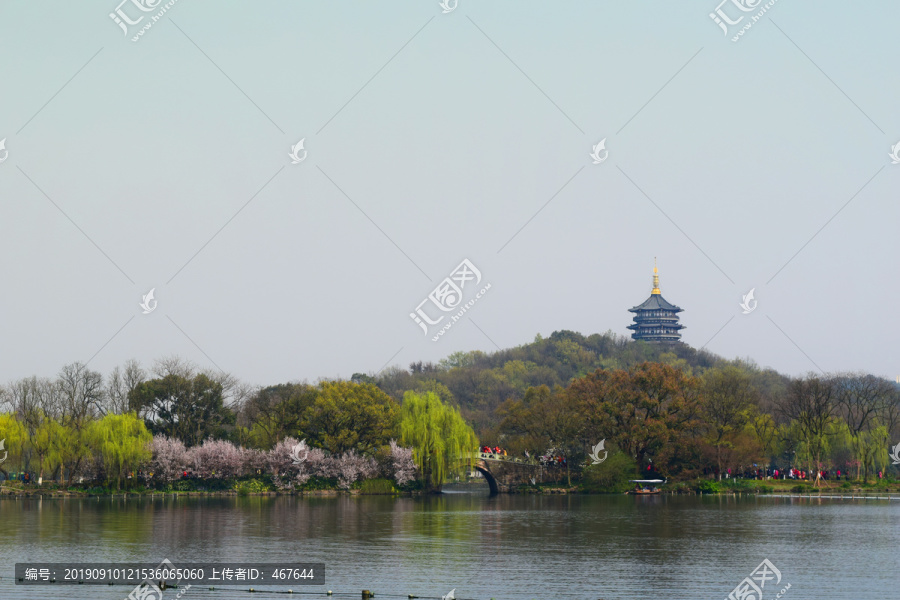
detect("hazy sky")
[1,1,898,386]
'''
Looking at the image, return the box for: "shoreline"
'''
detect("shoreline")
[3,483,899,499]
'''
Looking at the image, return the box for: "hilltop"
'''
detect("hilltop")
[366,330,790,438]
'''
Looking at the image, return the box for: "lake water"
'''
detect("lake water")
[1,488,898,600]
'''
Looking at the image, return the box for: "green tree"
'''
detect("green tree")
[48,421,89,484]
[10,376,61,484]
[750,410,778,461]
[414,379,457,407]
[244,383,317,449]
[400,391,478,492]
[775,375,837,487]
[438,351,481,370]
[701,366,759,479]
[56,362,104,481]
[857,424,890,482]
[129,374,234,446]
[581,448,637,493]
[304,381,399,455]
[0,413,27,477]
[570,363,702,477]
[29,416,65,484]
[86,413,151,490]
[498,385,585,485]
[833,373,895,480]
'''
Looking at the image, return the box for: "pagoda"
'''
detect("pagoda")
[627,260,684,342]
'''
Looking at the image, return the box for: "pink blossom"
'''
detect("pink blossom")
[150,435,189,483]
[267,437,319,489]
[187,439,244,479]
[332,450,378,489]
[241,447,268,474]
[388,440,417,486]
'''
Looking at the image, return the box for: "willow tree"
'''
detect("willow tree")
[86,413,152,490]
[775,375,837,487]
[49,421,91,485]
[28,413,63,486]
[400,391,478,492]
[0,413,27,477]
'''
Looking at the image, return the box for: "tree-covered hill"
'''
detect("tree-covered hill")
[368,330,791,438]
[3,332,898,490]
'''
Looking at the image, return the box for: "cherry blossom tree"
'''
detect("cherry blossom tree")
[241,447,268,476]
[188,439,244,479]
[268,437,323,488]
[387,440,417,486]
[332,450,378,489]
[150,435,189,482]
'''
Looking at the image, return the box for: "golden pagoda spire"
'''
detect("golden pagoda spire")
[651,257,661,295]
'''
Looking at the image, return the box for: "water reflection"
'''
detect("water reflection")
[1,493,897,600]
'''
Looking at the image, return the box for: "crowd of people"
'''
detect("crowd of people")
[477,447,894,481]
[478,446,573,468]
[2,472,34,484]
[705,466,890,481]
[539,454,567,467]
[2,470,152,485]
[481,446,508,457]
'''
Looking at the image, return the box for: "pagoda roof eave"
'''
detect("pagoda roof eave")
[628,294,683,312]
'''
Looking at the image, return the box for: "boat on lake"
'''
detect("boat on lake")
[627,479,666,495]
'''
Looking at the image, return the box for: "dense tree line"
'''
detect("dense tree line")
[494,364,899,485]
[0,358,474,492]
[367,331,897,485]
[374,330,734,438]
[2,331,899,492]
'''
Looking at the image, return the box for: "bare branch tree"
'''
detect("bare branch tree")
[833,372,895,480]
[8,376,61,484]
[775,374,837,486]
[152,355,196,379]
[106,359,147,415]
[58,362,104,424]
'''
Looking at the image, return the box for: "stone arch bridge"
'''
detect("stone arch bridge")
[459,453,550,494]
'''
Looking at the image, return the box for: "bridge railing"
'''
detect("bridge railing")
[460,452,538,465]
